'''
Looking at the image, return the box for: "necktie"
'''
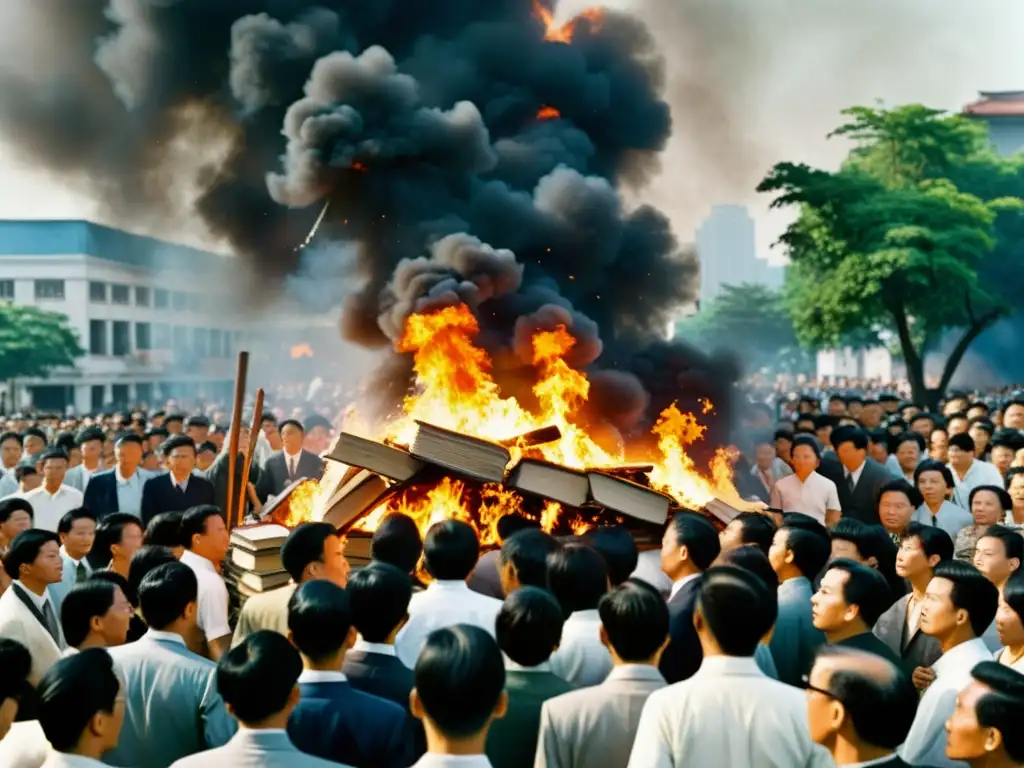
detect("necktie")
[847,473,856,491]
[289,457,297,479]
[76,561,86,583]
[41,600,61,644]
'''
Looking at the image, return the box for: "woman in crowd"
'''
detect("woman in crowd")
[1006,468,1024,526]
[913,460,972,540]
[995,570,1024,671]
[954,485,1015,562]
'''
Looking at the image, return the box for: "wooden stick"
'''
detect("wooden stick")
[235,387,264,528]
[225,351,249,531]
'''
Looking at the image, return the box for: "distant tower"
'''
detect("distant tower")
[696,205,783,305]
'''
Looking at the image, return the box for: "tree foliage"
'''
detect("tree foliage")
[759,104,1024,407]
[0,303,84,380]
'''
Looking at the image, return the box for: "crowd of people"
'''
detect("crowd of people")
[1,389,1024,766]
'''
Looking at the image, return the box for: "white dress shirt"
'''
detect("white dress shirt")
[21,485,84,532]
[949,459,1005,509]
[846,460,866,489]
[179,549,231,643]
[297,669,347,684]
[115,469,145,518]
[284,451,302,479]
[15,580,54,615]
[412,756,492,768]
[630,550,672,597]
[395,580,502,668]
[627,655,832,768]
[40,753,112,767]
[770,471,841,524]
[901,637,993,767]
[549,609,613,688]
[668,573,701,602]
[353,638,398,656]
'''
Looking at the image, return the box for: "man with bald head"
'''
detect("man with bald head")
[805,646,921,767]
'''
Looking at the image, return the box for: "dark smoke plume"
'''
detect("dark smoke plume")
[0,0,730,448]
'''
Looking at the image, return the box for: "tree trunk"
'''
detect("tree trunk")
[935,311,1002,395]
[888,303,932,409]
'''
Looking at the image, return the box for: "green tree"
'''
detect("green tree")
[676,283,813,373]
[0,303,84,380]
[759,104,1023,409]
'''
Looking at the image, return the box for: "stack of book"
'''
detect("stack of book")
[224,524,291,604]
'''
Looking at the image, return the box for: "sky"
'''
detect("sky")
[1,0,1023,265]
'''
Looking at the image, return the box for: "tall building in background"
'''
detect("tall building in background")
[964,91,1024,156]
[696,205,784,306]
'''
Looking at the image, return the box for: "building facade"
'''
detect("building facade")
[696,204,784,307]
[0,220,243,413]
[964,91,1024,155]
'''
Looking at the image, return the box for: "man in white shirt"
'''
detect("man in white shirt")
[547,543,613,687]
[948,433,1004,509]
[396,520,502,669]
[627,566,832,768]
[178,505,232,661]
[771,436,841,526]
[21,449,83,533]
[900,560,999,767]
[0,430,24,497]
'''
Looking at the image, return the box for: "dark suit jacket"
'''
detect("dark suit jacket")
[658,575,703,684]
[822,456,890,525]
[343,649,424,759]
[486,669,574,768]
[288,679,411,768]
[873,594,942,676]
[140,473,216,526]
[257,450,324,499]
[82,470,121,520]
[467,549,504,600]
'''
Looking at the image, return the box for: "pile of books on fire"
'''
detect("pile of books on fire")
[223,523,292,603]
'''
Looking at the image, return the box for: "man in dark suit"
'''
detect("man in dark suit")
[82,433,152,520]
[805,646,925,768]
[258,419,324,500]
[658,511,721,684]
[287,579,411,768]
[830,426,892,525]
[140,435,215,526]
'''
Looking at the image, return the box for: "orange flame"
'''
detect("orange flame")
[351,161,368,172]
[532,1,605,43]
[290,343,314,359]
[537,106,561,120]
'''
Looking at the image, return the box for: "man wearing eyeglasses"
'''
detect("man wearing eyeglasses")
[805,646,921,767]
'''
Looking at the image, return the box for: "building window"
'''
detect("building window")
[135,322,152,351]
[154,289,169,309]
[172,325,189,357]
[135,286,150,307]
[111,384,129,408]
[89,320,107,355]
[91,385,105,411]
[112,321,131,356]
[135,383,153,407]
[0,280,13,300]
[210,329,223,358]
[172,291,187,311]
[111,284,130,305]
[89,281,107,303]
[193,328,208,358]
[35,279,65,300]
[154,323,171,350]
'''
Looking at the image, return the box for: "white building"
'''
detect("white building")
[696,204,784,307]
[964,91,1024,156]
[0,219,243,413]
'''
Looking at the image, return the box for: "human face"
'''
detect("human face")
[1,510,32,542]
[97,586,134,647]
[912,417,935,440]
[896,535,933,581]
[828,400,846,417]
[896,440,921,474]
[835,442,865,473]
[948,417,969,437]
[929,430,949,462]
[995,593,1024,648]
[41,457,68,488]
[919,576,960,639]
[1005,404,1024,430]
[945,682,998,762]
[308,535,351,587]
[23,435,45,457]
[767,528,790,575]
[199,514,230,561]
[811,568,854,633]
[971,489,1004,527]
[81,439,103,467]
[791,445,819,478]
[805,660,841,746]
[754,443,775,471]
[27,540,64,586]
[878,491,914,534]
[0,437,21,469]
[719,519,749,554]
[166,445,197,478]
[61,517,96,561]
[281,423,305,455]
[1009,473,1024,508]
[815,425,833,447]
[196,449,216,472]
[830,539,863,563]
[776,437,792,464]
[115,441,143,475]
[868,441,887,464]
[861,404,883,429]
[974,534,1018,588]
[917,469,950,507]
[660,524,687,580]
[992,446,1016,477]
[948,444,973,474]
[112,523,144,564]
[187,425,209,444]
[968,425,990,455]
[305,426,331,454]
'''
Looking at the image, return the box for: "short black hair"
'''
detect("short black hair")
[144,511,185,549]
[14,462,37,481]
[164,413,184,425]
[969,485,1013,513]
[55,433,76,455]
[901,522,954,563]
[60,580,120,647]
[414,625,505,738]
[3,529,59,580]
[36,649,120,752]
[496,513,539,542]
[970,661,1024,761]
[115,432,144,448]
[949,432,976,453]
[196,441,218,455]
[278,418,304,434]
[288,579,352,663]
[697,566,777,656]
[1008,467,1024,490]
[57,507,97,536]
[138,561,198,630]
[667,511,721,572]
[831,425,869,452]
[909,412,937,428]
[791,435,822,459]
[0,637,32,704]
[22,427,47,445]
[75,426,105,446]
[497,528,560,589]
[546,543,608,617]
[280,522,339,582]
[815,415,838,430]
[932,560,999,637]
[496,586,563,667]
[0,431,23,447]
[260,412,277,426]
[823,558,893,626]
[718,546,778,590]
[914,458,955,489]
[727,512,777,555]
[180,505,223,549]
[161,434,197,456]
[993,429,1024,452]
[598,579,669,662]
[878,479,923,509]
[894,431,926,452]
[978,524,1024,564]
[423,520,479,581]
[127,546,177,606]
[346,562,412,643]
[218,630,303,724]
[581,526,638,586]
[92,513,144,568]
[371,513,424,574]
[778,523,831,580]
[0,496,34,524]
[969,418,995,436]
[1002,570,1024,624]
[37,447,69,466]
[812,646,918,749]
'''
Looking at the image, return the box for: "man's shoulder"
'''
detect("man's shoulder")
[113,636,217,672]
[299,680,407,720]
[59,485,83,500]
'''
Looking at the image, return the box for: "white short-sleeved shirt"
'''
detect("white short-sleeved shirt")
[770,471,840,524]
[20,485,84,532]
[179,548,231,642]
[395,580,502,668]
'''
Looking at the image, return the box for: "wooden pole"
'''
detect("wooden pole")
[235,387,264,529]
[226,351,249,531]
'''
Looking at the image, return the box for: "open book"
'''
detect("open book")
[409,421,511,483]
[318,469,392,530]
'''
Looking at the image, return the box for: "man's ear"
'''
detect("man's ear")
[493,689,509,720]
[409,688,425,721]
[598,624,610,651]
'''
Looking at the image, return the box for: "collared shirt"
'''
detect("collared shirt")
[846,460,866,489]
[42,754,112,767]
[173,474,191,493]
[846,755,898,768]
[115,468,145,517]
[413,755,493,768]
[504,656,552,673]
[59,545,91,577]
[549,609,613,687]
[284,450,302,477]
[770,471,841,524]
[901,637,993,766]
[145,628,187,647]
[179,549,231,643]
[297,669,347,684]
[353,638,398,656]
[949,458,1004,508]
[668,573,701,602]
[15,579,53,614]
[21,484,84,532]
[913,501,973,541]
[396,579,502,669]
